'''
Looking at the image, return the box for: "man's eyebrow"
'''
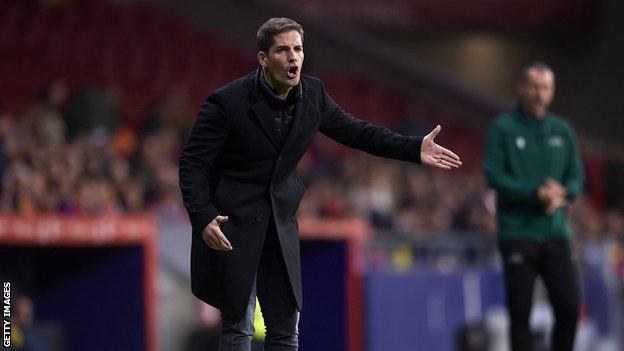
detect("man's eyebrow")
[274,44,302,50]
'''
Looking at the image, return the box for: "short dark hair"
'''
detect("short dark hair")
[257,17,304,53]
[519,61,554,83]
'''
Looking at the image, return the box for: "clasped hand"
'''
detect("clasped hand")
[537,178,567,215]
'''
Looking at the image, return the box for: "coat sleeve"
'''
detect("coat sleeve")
[562,122,584,200]
[179,94,230,233]
[318,82,422,164]
[483,121,542,204]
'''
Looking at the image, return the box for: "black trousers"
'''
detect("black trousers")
[500,240,579,351]
[219,217,299,351]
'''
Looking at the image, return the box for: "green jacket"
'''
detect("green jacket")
[483,107,584,242]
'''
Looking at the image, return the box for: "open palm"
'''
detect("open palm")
[420,125,462,170]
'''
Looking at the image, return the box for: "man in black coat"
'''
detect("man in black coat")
[179,17,462,351]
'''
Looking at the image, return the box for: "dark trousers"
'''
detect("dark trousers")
[219,218,299,351]
[500,240,579,351]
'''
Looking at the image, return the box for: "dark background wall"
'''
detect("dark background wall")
[369,0,624,141]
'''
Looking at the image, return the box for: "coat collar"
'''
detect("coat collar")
[249,67,305,103]
[249,68,307,151]
[259,69,302,109]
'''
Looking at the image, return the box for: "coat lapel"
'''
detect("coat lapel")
[249,69,280,151]
[251,101,281,150]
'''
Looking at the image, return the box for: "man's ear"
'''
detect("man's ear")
[257,51,267,68]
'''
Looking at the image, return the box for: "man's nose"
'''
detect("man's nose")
[287,50,297,62]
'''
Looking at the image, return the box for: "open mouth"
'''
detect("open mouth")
[286,66,298,79]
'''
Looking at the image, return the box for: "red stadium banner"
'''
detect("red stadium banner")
[0,215,155,246]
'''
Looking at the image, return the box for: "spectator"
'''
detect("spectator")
[65,84,121,140]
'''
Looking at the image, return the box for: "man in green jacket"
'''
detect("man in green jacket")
[483,61,584,351]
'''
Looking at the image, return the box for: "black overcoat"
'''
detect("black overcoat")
[179,69,422,316]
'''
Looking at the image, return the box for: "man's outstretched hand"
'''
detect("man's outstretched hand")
[420,125,462,170]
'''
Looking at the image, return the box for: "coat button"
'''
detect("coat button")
[271,186,276,191]
[255,214,264,223]
[278,156,283,161]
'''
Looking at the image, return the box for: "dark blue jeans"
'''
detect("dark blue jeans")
[219,222,299,351]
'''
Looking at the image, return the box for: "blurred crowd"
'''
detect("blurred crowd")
[0,80,186,218]
[0,80,622,280]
